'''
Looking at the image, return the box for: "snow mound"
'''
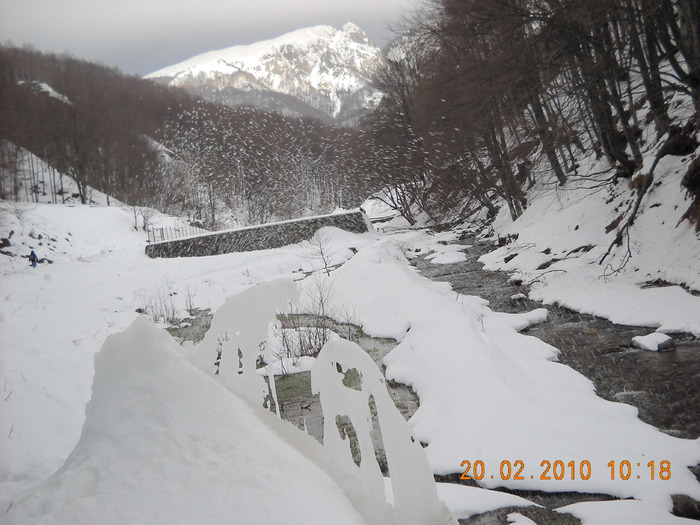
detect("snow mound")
[557,499,699,525]
[5,317,364,524]
[317,239,700,510]
[632,332,674,351]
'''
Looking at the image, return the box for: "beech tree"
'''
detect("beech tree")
[362,0,700,224]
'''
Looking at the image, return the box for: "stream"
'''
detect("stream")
[412,237,700,441]
[413,235,700,523]
[166,233,699,523]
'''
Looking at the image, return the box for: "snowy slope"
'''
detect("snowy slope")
[479,141,700,333]
[5,318,365,525]
[146,23,382,121]
[2,202,699,523]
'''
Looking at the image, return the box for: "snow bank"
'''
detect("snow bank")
[479,152,700,334]
[316,238,700,511]
[528,276,700,335]
[385,479,537,520]
[557,499,699,525]
[6,317,365,524]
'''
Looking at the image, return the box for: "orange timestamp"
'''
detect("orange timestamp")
[460,459,672,481]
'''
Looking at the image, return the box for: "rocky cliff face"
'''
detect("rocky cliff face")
[146,23,383,125]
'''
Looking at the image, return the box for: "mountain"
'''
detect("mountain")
[145,23,383,125]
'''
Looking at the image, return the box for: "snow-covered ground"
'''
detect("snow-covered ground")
[1,194,699,523]
[479,146,700,332]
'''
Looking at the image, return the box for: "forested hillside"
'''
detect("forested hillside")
[1,49,166,204]
[2,0,700,236]
[362,0,700,231]
[0,47,378,227]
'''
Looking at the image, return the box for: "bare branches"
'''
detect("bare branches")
[362,0,699,224]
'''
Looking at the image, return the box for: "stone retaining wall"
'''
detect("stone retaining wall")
[145,210,372,258]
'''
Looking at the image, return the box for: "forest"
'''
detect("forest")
[1,0,699,231]
[365,0,700,227]
[0,46,377,227]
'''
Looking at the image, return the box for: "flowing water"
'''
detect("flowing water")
[166,237,699,522]
[413,236,700,523]
[413,238,700,441]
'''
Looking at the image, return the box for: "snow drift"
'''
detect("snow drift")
[5,316,365,524]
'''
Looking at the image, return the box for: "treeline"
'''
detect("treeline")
[0,46,376,227]
[363,0,700,224]
[0,46,186,208]
[159,102,370,225]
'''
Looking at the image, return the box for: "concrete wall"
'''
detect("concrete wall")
[145,210,372,259]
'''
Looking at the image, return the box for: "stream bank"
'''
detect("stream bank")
[412,235,700,523]
[412,237,700,441]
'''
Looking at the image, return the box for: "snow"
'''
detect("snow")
[2,196,699,523]
[256,327,341,376]
[145,24,380,118]
[529,277,700,334]
[631,332,674,351]
[427,250,467,265]
[17,81,71,105]
[435,483,537,519]
[257,355,316,376]
[507,512,539,525]
[479,150,700,335]
[147,25,342,79]
[308,239,700,510]
[191,279,299,405]
[386,479,537,520]
[5,317,365,525]
[0,205,375,513]
[360,193,400,222]
[312,338,455,525]
[556,499,700,525]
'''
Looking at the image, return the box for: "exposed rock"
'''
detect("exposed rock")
[631,333,675,352]
[680,155,700,230]
[672,494,700,520]
[659,124,698,157]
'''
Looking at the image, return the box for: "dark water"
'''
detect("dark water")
[412,237,700,523]
[413,239,700,440]
[168,239,699,522]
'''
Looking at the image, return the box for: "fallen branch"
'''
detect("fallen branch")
[524,268,567,286]
[599,147,666,266]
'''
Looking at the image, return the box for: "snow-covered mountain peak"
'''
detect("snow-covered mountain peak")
[145,24,383,123]
[340,22,369,44]
[146,24,373,79]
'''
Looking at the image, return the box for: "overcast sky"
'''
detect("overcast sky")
[0,0,418,76]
